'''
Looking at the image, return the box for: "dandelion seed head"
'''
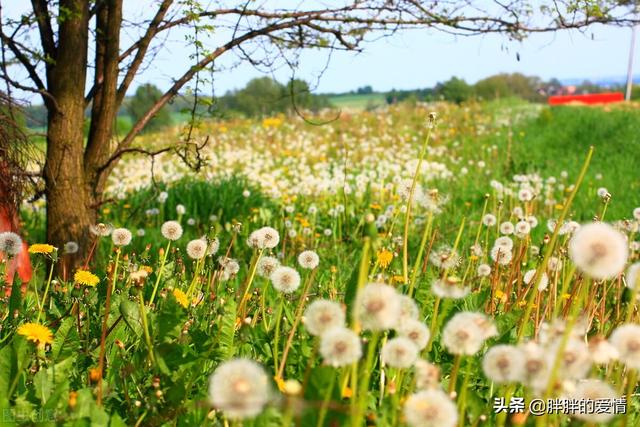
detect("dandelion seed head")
[186,239,207,260]
[0,232,22,257]
[482,345,524,384]
[208,358,270,419]
[477,264,492,277]
[566,380,618,424]
[398,319,430,350]
[90,223,113,237]
[319,327,362,367]
[270,266,301,293]
[112,228,132,246]
[298,250,319,269]
[414,359,441,390]
[303,299,345,336]
[403,389,458,427]
[568,222,628,280]
[161,221,183,241]
[356,282,401,331]
[382,337,419,368]
[257,256,280,278]
[610,323,640,370]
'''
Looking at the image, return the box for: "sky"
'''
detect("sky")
[2,2,638,98]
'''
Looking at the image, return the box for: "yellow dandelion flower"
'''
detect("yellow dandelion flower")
[173,289,189,308]
[376,249,394,269]
[274,376,287,392]
[341,386,353,399]
[17,323,53,346]
[391,275,405,284]
[28,243,56,254]
[74,270,100,287]
[555,204,564,210]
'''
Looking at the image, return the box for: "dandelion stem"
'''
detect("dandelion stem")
[353,332,381,427]
[36,261,55,323]
[149,240,171,307]
[402,116,435,283]
[317,369,338,427]
[273,297,285,373]
[408,210,434,297]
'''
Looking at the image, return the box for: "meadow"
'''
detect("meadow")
[2,100,640,426]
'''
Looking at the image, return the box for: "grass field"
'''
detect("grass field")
[4,100,640,426]
[328,93,387,109]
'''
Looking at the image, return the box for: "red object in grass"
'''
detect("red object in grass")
[548,92,624,105]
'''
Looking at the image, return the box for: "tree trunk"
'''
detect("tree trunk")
[44,0,92,268]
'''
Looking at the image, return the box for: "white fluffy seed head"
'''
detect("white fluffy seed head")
[319,327,362,367]
[625,263,640,290]
[297,250,319,269]
[0,232,22,256]
[442,312,497,356]
[381,337,419,368]
[549,339,592,381]
[356,282,401,331]
[207,237,220,255]
[161,220,183,241]
[186,239,207,260]
[477,264,492,277]
[303,299,345,336]
[414,359,441,390]
[499,221,514,235]
[568,222,628,280]
[397,295,420,325]
[566,380,618,424]
[482,214,497,227]
[112,228,132,246]
[610,323,640,370]
[494,236,514,251]
[259,226,280,249]
[523,269,549,291]
[403,389,458,427]
[257,256,280,278]
[208,358,270,419]
[482,345,524,384]
[490,246,513,265]
[270,266,301,293]
[398,319,430,350]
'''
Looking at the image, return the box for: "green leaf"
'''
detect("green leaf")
[119,300,142,338]
[214,298,236,360]
[51,318,79,362]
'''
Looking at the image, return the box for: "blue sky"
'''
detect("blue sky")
[3,2,637,97]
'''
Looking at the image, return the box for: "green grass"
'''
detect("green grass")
[328,93,387,110]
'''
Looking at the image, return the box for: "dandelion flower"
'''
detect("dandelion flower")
[610,323,640,369]
[442,313,485,356]
[431,277,470,299]
[259,226,280,249]
[176,204,186,215]
[173,289,189,308]
[208,237,220,255]
[64,241,79,254]
[523,269,549,291]
[414,359,441,390]
[518,342,549,392]
[161,220,183,241]
[74,270,99,287]
[112,228,132,246]
[382,337,419,368]
[490,246,512,266]
[568,222,628,280]
[17,323,53,347]
[397,295,420,324]
[499,221,514,235]
[566,380,618,424]
[482,214,497,227]
[319,327,362,367]
[298,250,319,269]
[477,264,491,277]
[376,249,394,268]
[633,207,640,221]
[482,345,524,384]
[493,236,513,251]
[28,243,56,254]
[398,319,430,350]
[550,339,592,380]
[0,231,22,256]
[625,263,640,289]
[403,389,458,427]
[257,256,280,278]
[186,239,207,260]
[303,299,345,336]
[270,266,301,293]
[514,220,531,236]
[89,223,112,237]
[429,246,460,270]
[588,336,619,364]
[208,358,270,419]
[356,282,401,331]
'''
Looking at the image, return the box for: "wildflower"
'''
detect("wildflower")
[28,243,56,254]
[270,266,301,293]
[429,246,460,270]
[523,269,549,291]
[381,337,418,368]
[112,228,132,246]
[356,282,401,331]
[482,345,524,384]
[499,221,514,235]
[64,241,79,254]
[259,227,280,249]
[208,359,270,419]
[376,249,394,268]
[319,327,362,367]
[625,263,640,289]
[482,214,497,227]
[0,231,22,256]
[161,220,183,241]
[550,339,592,380]
[609,323,640,369]
[298,250,319,269]
[158,191,168,203]
[442,313,484,356]
[490,246,512,266]
[403,389,458,427]
[514,220,531,236]
[633,207,640,221]
[89,223,113,237]
[596,187,610,198]
[397,295,420,324]
[566,380,618,424]
[208,237,220,255]
[477,264,491,277]
[74,270,100,287]
[518,342,549,392]
[173,289,189,308]
[397,319,430,350]
[219,257,240,277]
[494,236,513,251]
[303,299,345,336]
[186,239,207,260]
[431,277,470,299]
[414,360,441,390]
[568,222,628,280]
[588,336,619,364]
[518,188,534,202]
[526,215,539,228]
[136,229,145,237]
[17,323,53,347]
[176,204,186,215]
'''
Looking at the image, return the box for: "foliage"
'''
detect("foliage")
[127,84,173,133]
